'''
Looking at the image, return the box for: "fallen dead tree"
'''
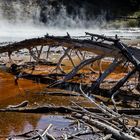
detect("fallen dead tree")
[0,32,140,97]
[3,100,140,140]
[1,104,140,115]
[0,33,140,140]
[70,86,140,140]
[14,72,140,103]
[1,34,140,59]
[73,113,139,140]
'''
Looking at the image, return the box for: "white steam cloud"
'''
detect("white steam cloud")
[0,0,139,42]
[0,0,106,28]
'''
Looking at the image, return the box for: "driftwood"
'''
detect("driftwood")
[42,124,56,140]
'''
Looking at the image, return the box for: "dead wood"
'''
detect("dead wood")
[85,32,120,43]
[1,33,140,140]
[6,100,28,109]
[45,91,81,96]
[71,102,121,130]
[42,124,56,140]
[73,113,139,140]
[132,127,140,136]
[66,130,93,139]
[54,48,70,73]
[62,47,76,68]
[91,59,123,91]
[9,124,56,140]
[111,91,119,111]
[46,46,51,60]
[63,55,104,81]
[100,134,112,140]
[1,35,140,61]
[0,106,81,114]
[110,68,136,94]
[115,42,140,71]
[1,105,140,116]
[1,34,140,94]
[80,84,117,118]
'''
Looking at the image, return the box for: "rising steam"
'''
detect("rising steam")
[0,0,139,42]
[0,0,106,28]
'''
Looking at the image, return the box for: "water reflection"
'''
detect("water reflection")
[0,112,72,138]
[0,70,46,102]
[0,69,88,138]
[0,112,40,136]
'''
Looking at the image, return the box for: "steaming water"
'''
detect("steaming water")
[0,23,140,42]
[0,0,140,42]
[0,1,140,138]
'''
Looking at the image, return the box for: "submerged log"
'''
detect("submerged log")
[1,105,140,115]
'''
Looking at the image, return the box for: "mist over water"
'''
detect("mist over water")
[0,0,139,42]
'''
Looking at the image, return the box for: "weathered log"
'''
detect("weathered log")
[44,91,81,96]
[42,124,56,140]
[1,35,140,62]
[115,42,140,71]
[29,48,39,61]
[0,106,79,113]
[63,55,104,81]
[85,32,120,42]
[6,100,28,109]
[132,127,140,136]
[8,130,43,140]
[72,102,121,130]
[111,91,119,111]
[91,59,123,91]
[54,48,71,73]
[100,134,112,140]
[1,106,140,115]
[110,68,136,94]
[46,46,51,60]
[80,84,115,118]
[1,34,140,96]
[37,46,43,59]
[73,113,139,140]
[62,47,76,67]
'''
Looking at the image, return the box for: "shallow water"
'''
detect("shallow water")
[0,68,90,138]
[0,58,128,138]
[0,26,140,138]
[0,113,72,139]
